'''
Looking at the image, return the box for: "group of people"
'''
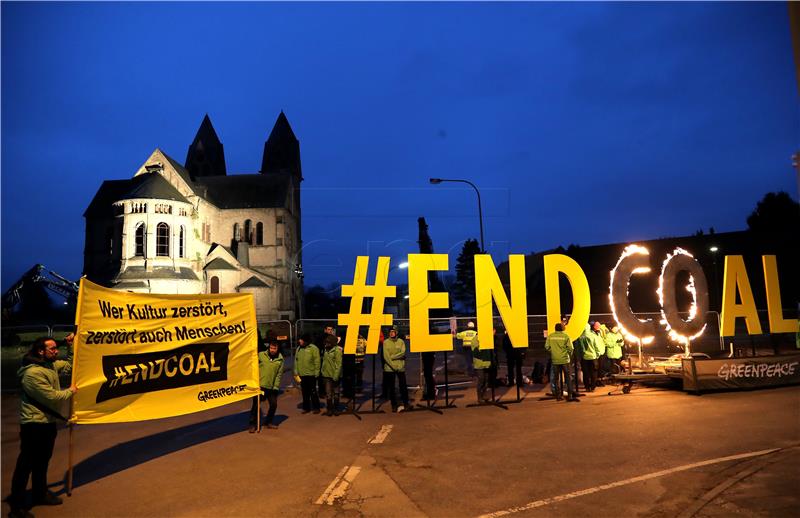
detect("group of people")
[543,319,625,402]
[7,322,624,516]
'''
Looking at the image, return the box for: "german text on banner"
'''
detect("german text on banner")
[72,278,260,424]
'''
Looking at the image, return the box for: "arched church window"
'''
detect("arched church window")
[135,223,146,257]
[156,223,170,257]
[179,226,185,258]
[233,223,240,242]
[256,222,263,245]
[244,220,252,244]
[210,276,219,294]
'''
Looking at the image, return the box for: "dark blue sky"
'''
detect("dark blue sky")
[2,2,798,291]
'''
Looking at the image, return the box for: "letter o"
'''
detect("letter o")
[179,353,194,376]
[609,245,655,342]
[658,249,709,342]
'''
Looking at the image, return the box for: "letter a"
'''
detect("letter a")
[720,255,762,336]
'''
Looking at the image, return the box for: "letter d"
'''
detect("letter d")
[544,254,591,341]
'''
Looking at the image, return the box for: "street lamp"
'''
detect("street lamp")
[429,178,485,253]
[709,246,719,311]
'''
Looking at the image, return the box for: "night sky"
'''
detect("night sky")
[2,2,797,292]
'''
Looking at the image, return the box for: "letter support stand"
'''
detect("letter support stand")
[467,351,508,410]
[415,352,454,414]
[357,355,384,415]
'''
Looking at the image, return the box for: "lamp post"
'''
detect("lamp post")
[429,178,485,253]
[709,246,719,312]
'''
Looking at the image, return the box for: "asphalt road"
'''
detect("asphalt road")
[2,381,798,517]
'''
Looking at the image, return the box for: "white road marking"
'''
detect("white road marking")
[369,424,394,444]
[477,448,780,518]
[315,465,362,505]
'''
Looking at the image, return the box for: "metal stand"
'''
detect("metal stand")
[415,352,452,414]
[357,356,385,415]
[467,352,508,410]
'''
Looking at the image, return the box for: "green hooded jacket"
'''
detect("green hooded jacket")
[321,346,343,381]
[18,352,73,424]
[604,331,624,360]
[259,351,284,391]
[382,337,406,372]
[544,331,573,365]
[293,343,320,377]
[579,325,598,360]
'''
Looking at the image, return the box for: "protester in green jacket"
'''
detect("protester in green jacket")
[544,324,577,402]
[321,335,343,416]
[382,328,410,412]
[10,335,77,515]
[470,333,494,403]
[250,341,284,431]
[579,324,599,392]
[294,335,321,413]
[605,327,625,375]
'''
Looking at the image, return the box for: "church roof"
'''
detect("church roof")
[117,173,190,203]
[238,276,270,288]
[116,266,200,281]
[193,173,290,209]
[204,258,238,270]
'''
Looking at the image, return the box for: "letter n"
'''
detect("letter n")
[474,254,528,349]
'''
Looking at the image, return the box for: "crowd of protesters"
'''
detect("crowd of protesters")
[7,320,625,517]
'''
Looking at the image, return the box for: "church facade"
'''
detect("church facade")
[83,113,303,321]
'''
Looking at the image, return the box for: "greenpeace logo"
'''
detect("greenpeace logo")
[96,342,229,403]
[197,384,248,403]
[717,361,798,381]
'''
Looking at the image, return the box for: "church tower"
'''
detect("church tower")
[185,114,227,179]
[260,111,302,180]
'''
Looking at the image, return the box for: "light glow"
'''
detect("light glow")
[609,244,654,345]
[657,248,707,353]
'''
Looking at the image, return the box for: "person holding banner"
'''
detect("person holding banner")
[9,335,77,517]
[383,327,409,413]
[321,335,343,416]
[250,340,284,432]
[294,335,321,414]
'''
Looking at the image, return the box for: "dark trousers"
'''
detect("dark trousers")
[476,368,490,401]
[324,378,339,411]
[355,361,365,390]
[250,388,278,425]
[422,352,436,400]
[552,363,575,400]
[10,422,58,505]
[505,348,523,386]
[581,359,597,391]
[383,370,409,409]
[300,376,321,411]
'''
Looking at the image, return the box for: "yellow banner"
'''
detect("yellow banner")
[72,278,260,424]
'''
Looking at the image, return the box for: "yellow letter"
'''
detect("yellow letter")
[762,255,798,333]
[720,255,762,336]
[407,254,452,352]
[544,254,591,341]
[474,254,528,349]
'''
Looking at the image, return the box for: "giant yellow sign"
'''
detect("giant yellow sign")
[72,279,260,424]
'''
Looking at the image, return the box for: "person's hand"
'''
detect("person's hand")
[69,384,78,394]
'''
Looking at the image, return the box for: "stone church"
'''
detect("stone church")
[83,113,303,321]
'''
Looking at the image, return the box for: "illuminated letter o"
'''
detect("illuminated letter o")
[658,249,709,343]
